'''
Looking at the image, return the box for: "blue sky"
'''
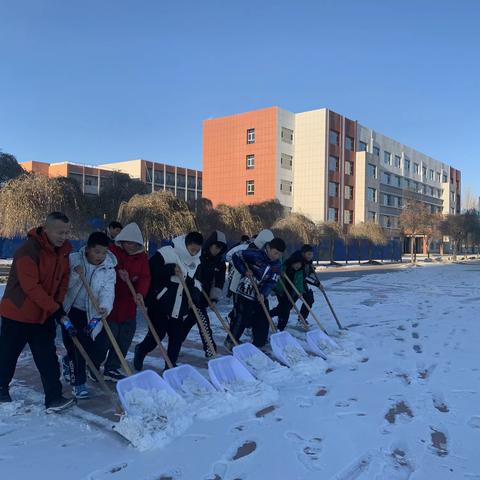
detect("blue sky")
[1,0,479,198]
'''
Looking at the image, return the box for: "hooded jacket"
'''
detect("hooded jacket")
[63,247,117,321]
[109,223,151,323]
[226,229,274,294]
[197,231,227,300]
[146,234,202,319]
[0,227,72,324]
[274,250,305,297]
[232,244,282,300]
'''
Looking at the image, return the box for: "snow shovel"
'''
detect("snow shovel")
[59,318,124,414]
[313,274,345,330]
[76,267,134,377]
[282,273,329,334]
[123,276,216,395]
[248,272,310,367]
[201,289,277,375]
[306,329,338,359]
[278,278,309,330]
[177,272,248,391]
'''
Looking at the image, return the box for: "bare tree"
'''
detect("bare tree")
[0,152,24,185]
[462,186,478,212]
[248,200,285,230]
[0,173,86,237]
[272,213,318,253]
[350,222,388,264]
[216,204,261,240]
[439,214,468,260]
[318,221,342,264]
[399,200,432,263]
[117,191,197,244]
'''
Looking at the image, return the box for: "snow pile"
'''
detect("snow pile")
[222,379,278,409]
[282,344,309,365]
[114,388,192,451]
[244,354,293,384]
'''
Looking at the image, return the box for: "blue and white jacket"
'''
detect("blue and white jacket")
[232,248,282,300]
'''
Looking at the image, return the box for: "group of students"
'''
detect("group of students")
[0,212,320,413]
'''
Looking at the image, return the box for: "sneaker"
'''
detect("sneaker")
[223,337,234,353]
[133,344,145,372]
[72,384,90,399]
[45,396,76,414]
[87,367,100,383]
[62,356,71,384]
[0,387,12,403]
[104,369,126,382]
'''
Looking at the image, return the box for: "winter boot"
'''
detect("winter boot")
[104,369,126,382]
[45,396,76,414]
[72,384,90,399]
[133,344,145,372]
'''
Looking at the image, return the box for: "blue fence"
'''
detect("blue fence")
[0,237,402,262]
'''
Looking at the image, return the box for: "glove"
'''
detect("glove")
[51,304,66,325]
[62,318,78,337]
[209,287,222,303]
[85,317,103,340]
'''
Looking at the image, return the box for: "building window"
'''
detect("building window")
[345,160,353,175]
[344,185,353,200]
[429,169,434,180]
[280,180,292,195]
[384,151,391,165]
[328,207,339,221]
[247,129,255,144]
[166,172,175,186]
[359,141,368,152]
[373,146,380,156]
[246,154,255,169]
[394,155,401,168]
[328,181,339,197]
[382,172,391,185]
[281,127,294,144]
[442,173,448,183]
[345,136,354,151]
[177,174,186,188]
[197,177,202,190]
[404,158,410,171]
[422,166,427,178]
[329,130,339,145]
[436,171,441,182]
[187,175,196,188]
[414,163,419,175]
[367,211,376,222]
[367,163,377,178]
[404,178,410,189]
[328,155,339,172]
[281,153,293,170]
[429,186,434,196]
[344,210,353,224]
[246,180,255,195]
[395,175,401,187]
[367,187,377,203]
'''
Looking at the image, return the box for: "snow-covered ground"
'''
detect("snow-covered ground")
[1,263,480,479]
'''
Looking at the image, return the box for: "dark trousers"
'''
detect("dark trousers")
[270,294,296,331]
[230,295,270,348]
[136,309,184,368]
[94,318,136,372]
[300,288,315,320]
[0,316,62,406]
[61,307,97,386]
[182,300,217,355]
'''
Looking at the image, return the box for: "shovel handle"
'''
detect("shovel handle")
[278,277,309,330]
[282,273,328,334]
[61,318,123,413]
[313,273,344,330]
[201,290,239,346]
[76,269,133,376]
[176,269,217,357]
[123,276,174,369]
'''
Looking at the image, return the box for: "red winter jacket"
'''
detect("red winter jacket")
[108,244,150,323]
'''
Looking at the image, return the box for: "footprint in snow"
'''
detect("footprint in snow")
[332,452,373,479]
[432,393,449,413]
[411,332,419,339]
[86,463,128,479]
[430,427,448,457]
[468,416,480,429]
[231,441,257,460]
[384,401,414,425]
[285,431,324,470]
[413,345,422,354]
[375,445,415,480]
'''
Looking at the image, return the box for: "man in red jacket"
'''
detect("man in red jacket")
[0,212,75,412]
[93,223,150,382]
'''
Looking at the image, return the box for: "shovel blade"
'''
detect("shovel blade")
[306,328,340,355]
[233,342,275,375]
[270,331,308,366]
[116,370,178,415]
[163,364,217,394]
[208,355,255,391]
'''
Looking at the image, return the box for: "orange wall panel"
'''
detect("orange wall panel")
[203,107,278,206]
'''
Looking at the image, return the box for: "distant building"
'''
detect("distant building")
[21,159,202,202]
